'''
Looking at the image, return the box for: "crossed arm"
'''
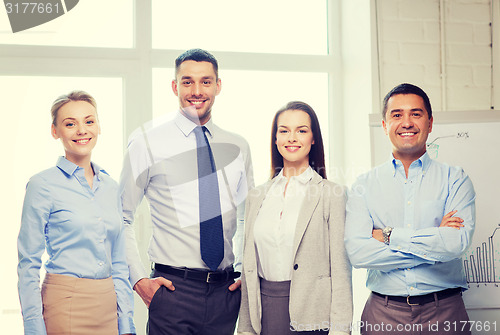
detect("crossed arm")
[372,210,464,243]
[345,169,475,272]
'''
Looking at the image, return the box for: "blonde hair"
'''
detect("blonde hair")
[51,90,97,125]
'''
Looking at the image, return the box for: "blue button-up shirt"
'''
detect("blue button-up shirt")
[345,152,475,296]
[18,156,135,335]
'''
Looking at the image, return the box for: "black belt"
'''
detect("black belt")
[372,287,461,306]
[154,264,240,284]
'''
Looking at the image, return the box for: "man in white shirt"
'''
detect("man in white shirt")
[120,48,254,335]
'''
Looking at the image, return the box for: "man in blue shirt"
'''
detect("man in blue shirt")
[345,83,475,335]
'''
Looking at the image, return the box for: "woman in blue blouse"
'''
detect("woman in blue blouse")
[17,91,136,335]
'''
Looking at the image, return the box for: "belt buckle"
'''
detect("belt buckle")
[406,295,419,306]
[206,272,215,283]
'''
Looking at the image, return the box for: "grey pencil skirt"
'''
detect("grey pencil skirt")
[259,278,328,335]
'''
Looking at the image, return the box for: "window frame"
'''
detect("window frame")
[0,1,343,333]
[0,0,344,168]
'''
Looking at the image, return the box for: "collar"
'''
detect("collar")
[56,156,107,179]
[390,151,431,177]
[175,111,215,138]
[275,166,314,185]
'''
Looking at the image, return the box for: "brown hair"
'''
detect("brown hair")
[270,101,327,179]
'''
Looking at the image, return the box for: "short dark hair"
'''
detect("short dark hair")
[175,48,219,79]
[382,83,432,120]
[270,101,327,179]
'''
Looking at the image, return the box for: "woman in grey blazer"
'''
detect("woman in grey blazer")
[238,101,353,335]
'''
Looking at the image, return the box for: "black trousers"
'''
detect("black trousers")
[147,269,241,335]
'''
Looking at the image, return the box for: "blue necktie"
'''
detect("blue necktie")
[194,126,224,271]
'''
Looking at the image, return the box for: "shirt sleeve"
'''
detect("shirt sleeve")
[233,141,254,274]
[233,201,245,273]
[243,143,255,191]
[119,134,151,287]
[111,196,136,335]
[389,168,476,262]
[17,175,49,335]
[344,178,435,272]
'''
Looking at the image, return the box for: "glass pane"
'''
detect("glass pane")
[1,76,123,333]
[152,0,328,55]
[153,68,329,186]
[0,0,133,48]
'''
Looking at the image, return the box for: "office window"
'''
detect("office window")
[153,68,329,185]
[2,76,123,331]
[0,0,133,48]
[2,2,337,334]
[152,0,328,55]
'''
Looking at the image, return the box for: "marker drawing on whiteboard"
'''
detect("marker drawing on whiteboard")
[463,224,500,288]
[426,132,470,159]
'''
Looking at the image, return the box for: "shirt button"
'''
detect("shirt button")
[97,217,102,221]
[397,246,402,250]
[293,264,299,270]
[407,224,411,227]
[407,268,411,271]
[410,286,414,290]
[98,261,104,266]
[407,201,411,205]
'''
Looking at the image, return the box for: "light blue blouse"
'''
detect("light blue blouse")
[18,156,135,335]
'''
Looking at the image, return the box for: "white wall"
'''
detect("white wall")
[376,0,494,111]
[338,1,375,333]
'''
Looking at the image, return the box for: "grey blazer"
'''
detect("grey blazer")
[238,171,353,335]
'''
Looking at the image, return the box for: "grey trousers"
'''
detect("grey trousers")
[360,291,471,335]
[260,278,329,335]
[147,269,241,335]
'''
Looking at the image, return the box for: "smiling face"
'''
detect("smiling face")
[275,109,315,173]
[172,60,221,125]
[382,93,433,163]
[51,100,99,165]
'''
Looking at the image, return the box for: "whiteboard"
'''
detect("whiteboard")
[369,110,500,309]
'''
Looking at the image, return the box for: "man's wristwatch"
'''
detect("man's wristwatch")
[382,226,393,245]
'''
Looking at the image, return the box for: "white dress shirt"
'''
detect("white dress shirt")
[120,112,254,286]
[253,166,313,281]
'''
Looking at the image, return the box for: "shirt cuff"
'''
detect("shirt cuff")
[130,265,149,288]
[23,317,47,335]
[233,261,242,273]
[389,227,414,253]
[118,316,136,335]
